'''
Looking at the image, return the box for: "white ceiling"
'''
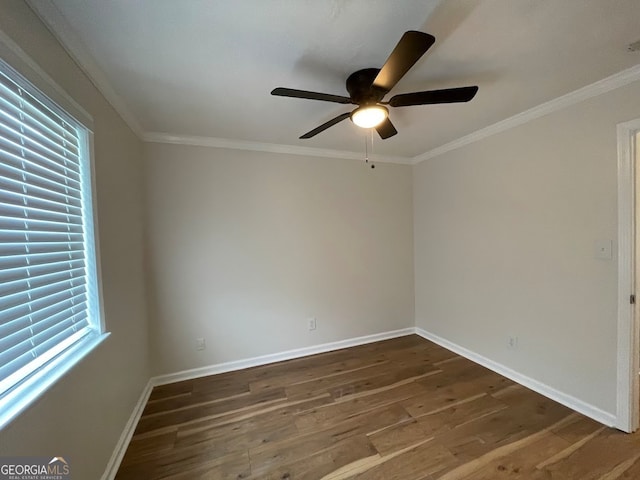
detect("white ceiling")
[28,0,640,160]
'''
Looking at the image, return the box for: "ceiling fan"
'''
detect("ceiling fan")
[271,31,478,140]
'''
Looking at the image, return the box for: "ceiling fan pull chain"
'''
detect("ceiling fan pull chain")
[369,129,375,169]
[364,133,369,163]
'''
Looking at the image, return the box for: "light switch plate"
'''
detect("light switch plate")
[595,239,612,260]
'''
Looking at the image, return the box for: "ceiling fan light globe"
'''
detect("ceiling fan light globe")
[351,105,388,129]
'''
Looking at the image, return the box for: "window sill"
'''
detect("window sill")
[0,332,110,431]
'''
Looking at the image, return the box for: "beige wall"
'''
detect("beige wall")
[414,80,640,415]
[0,2,149,479]
[144,143,414,375]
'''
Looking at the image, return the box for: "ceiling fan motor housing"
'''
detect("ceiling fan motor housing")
[346,68,386,105]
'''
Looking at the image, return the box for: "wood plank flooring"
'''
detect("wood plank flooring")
[115,335,640,479]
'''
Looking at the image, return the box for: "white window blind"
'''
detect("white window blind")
[0,59,101,415]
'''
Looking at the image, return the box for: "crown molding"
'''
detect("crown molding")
[412,63,640,164]
[24,0,640,165]
[26,0,144,138]
[143,132,413,164]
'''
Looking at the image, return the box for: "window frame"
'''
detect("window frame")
[0,49,108,430]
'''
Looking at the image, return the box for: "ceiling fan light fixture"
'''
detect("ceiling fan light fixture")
[351,105,388,129]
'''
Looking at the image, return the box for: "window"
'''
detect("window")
[0,59,104,428]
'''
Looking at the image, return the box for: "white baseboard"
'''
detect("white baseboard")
[100,379,153,480]
[414,327,617,428]
[151,327,415,386]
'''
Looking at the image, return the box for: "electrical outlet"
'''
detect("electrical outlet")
[507,336,518,349]
[196,337,206,351]
[307,317,317,331]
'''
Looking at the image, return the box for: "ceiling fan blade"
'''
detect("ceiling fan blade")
[389,86,478,107]
[372,31,435,93]
[271,87,353,104]
[375,118,398,139]
[300,112,351,139]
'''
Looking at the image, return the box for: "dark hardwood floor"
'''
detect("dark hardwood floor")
[115,335,640,479]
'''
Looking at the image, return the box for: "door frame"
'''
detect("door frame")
[617,118,640,432]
